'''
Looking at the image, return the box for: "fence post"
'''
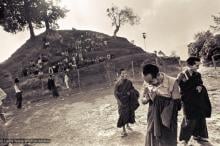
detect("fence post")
[179,59,183,71]
[77,69,81,92]
[212,56,216,70]
[105,62,112,87]
[131,60,135,79]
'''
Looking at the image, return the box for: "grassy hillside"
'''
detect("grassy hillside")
[0,29,181,104]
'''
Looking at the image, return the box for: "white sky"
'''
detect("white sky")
[0,0,220,63]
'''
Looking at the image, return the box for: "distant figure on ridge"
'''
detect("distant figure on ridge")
[64,72,70,89]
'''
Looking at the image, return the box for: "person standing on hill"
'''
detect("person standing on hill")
[64,72,70,89]
[114,69,140,137]
[177,56,212,145]
[48,75,59,98]
[14,78,23,109]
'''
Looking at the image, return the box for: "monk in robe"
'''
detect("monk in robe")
[141,64,181,146]
[114,69,140,137]
[177,56,211,145]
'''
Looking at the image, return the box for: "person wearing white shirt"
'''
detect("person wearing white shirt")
[64,73,70,89]
[141,64,181,146]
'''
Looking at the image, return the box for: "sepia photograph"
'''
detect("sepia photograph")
[0,0,220,145]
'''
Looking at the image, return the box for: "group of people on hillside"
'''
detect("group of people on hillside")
[22,31,111,79]
[114,56,212,146]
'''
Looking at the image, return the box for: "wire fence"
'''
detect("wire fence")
[0,55,183,105]
[212,54,220,69]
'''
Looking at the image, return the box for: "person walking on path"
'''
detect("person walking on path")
[114,69,140,137]
[141,64,181,146]
[177,56,212,145]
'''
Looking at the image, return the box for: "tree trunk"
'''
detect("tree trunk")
[113,25,120,38]
[24,0,35,39]
[28,21,35,39]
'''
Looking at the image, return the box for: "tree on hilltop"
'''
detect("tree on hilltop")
[106,5,140,37]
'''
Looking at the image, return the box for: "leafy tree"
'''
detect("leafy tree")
[0,1,4,24]
[1,0,26,34]
[188,30,218,61]
[35,0,68,31]
[106,5,140,37]
[210,13,220,32]
[188,31,213,56]
[0,0,68,38]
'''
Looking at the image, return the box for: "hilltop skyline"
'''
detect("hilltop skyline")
[1,0,220,62]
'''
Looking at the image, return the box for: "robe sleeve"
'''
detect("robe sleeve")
[171,80,182,110]
[171,80,181,100]
[196,72,203,85]
[114,82,123,104]
[114,82,119,99]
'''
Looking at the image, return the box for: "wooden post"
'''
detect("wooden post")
[77,69,81,92]
[212,56,216,70]
[131,60,135,79]
[179,59,183,71]
[41,78,43,90]
[155,51,159,67]
[105,62,112,87]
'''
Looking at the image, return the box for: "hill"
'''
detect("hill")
[1,29,144,75]
[0,29,181,103]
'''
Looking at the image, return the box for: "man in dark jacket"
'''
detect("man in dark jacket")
[48,75,59,98]
[177,56,212,145]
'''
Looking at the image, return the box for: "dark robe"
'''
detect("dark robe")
[178,71,211,119]
[114,79,139,128]
[48,78,59,97]
[145,96,179,146]
[178,70,211,141]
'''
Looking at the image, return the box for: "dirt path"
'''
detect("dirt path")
[4,67,220,146]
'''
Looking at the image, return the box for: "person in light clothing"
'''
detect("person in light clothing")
[141,64,181,146]
[64,72,70,89]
